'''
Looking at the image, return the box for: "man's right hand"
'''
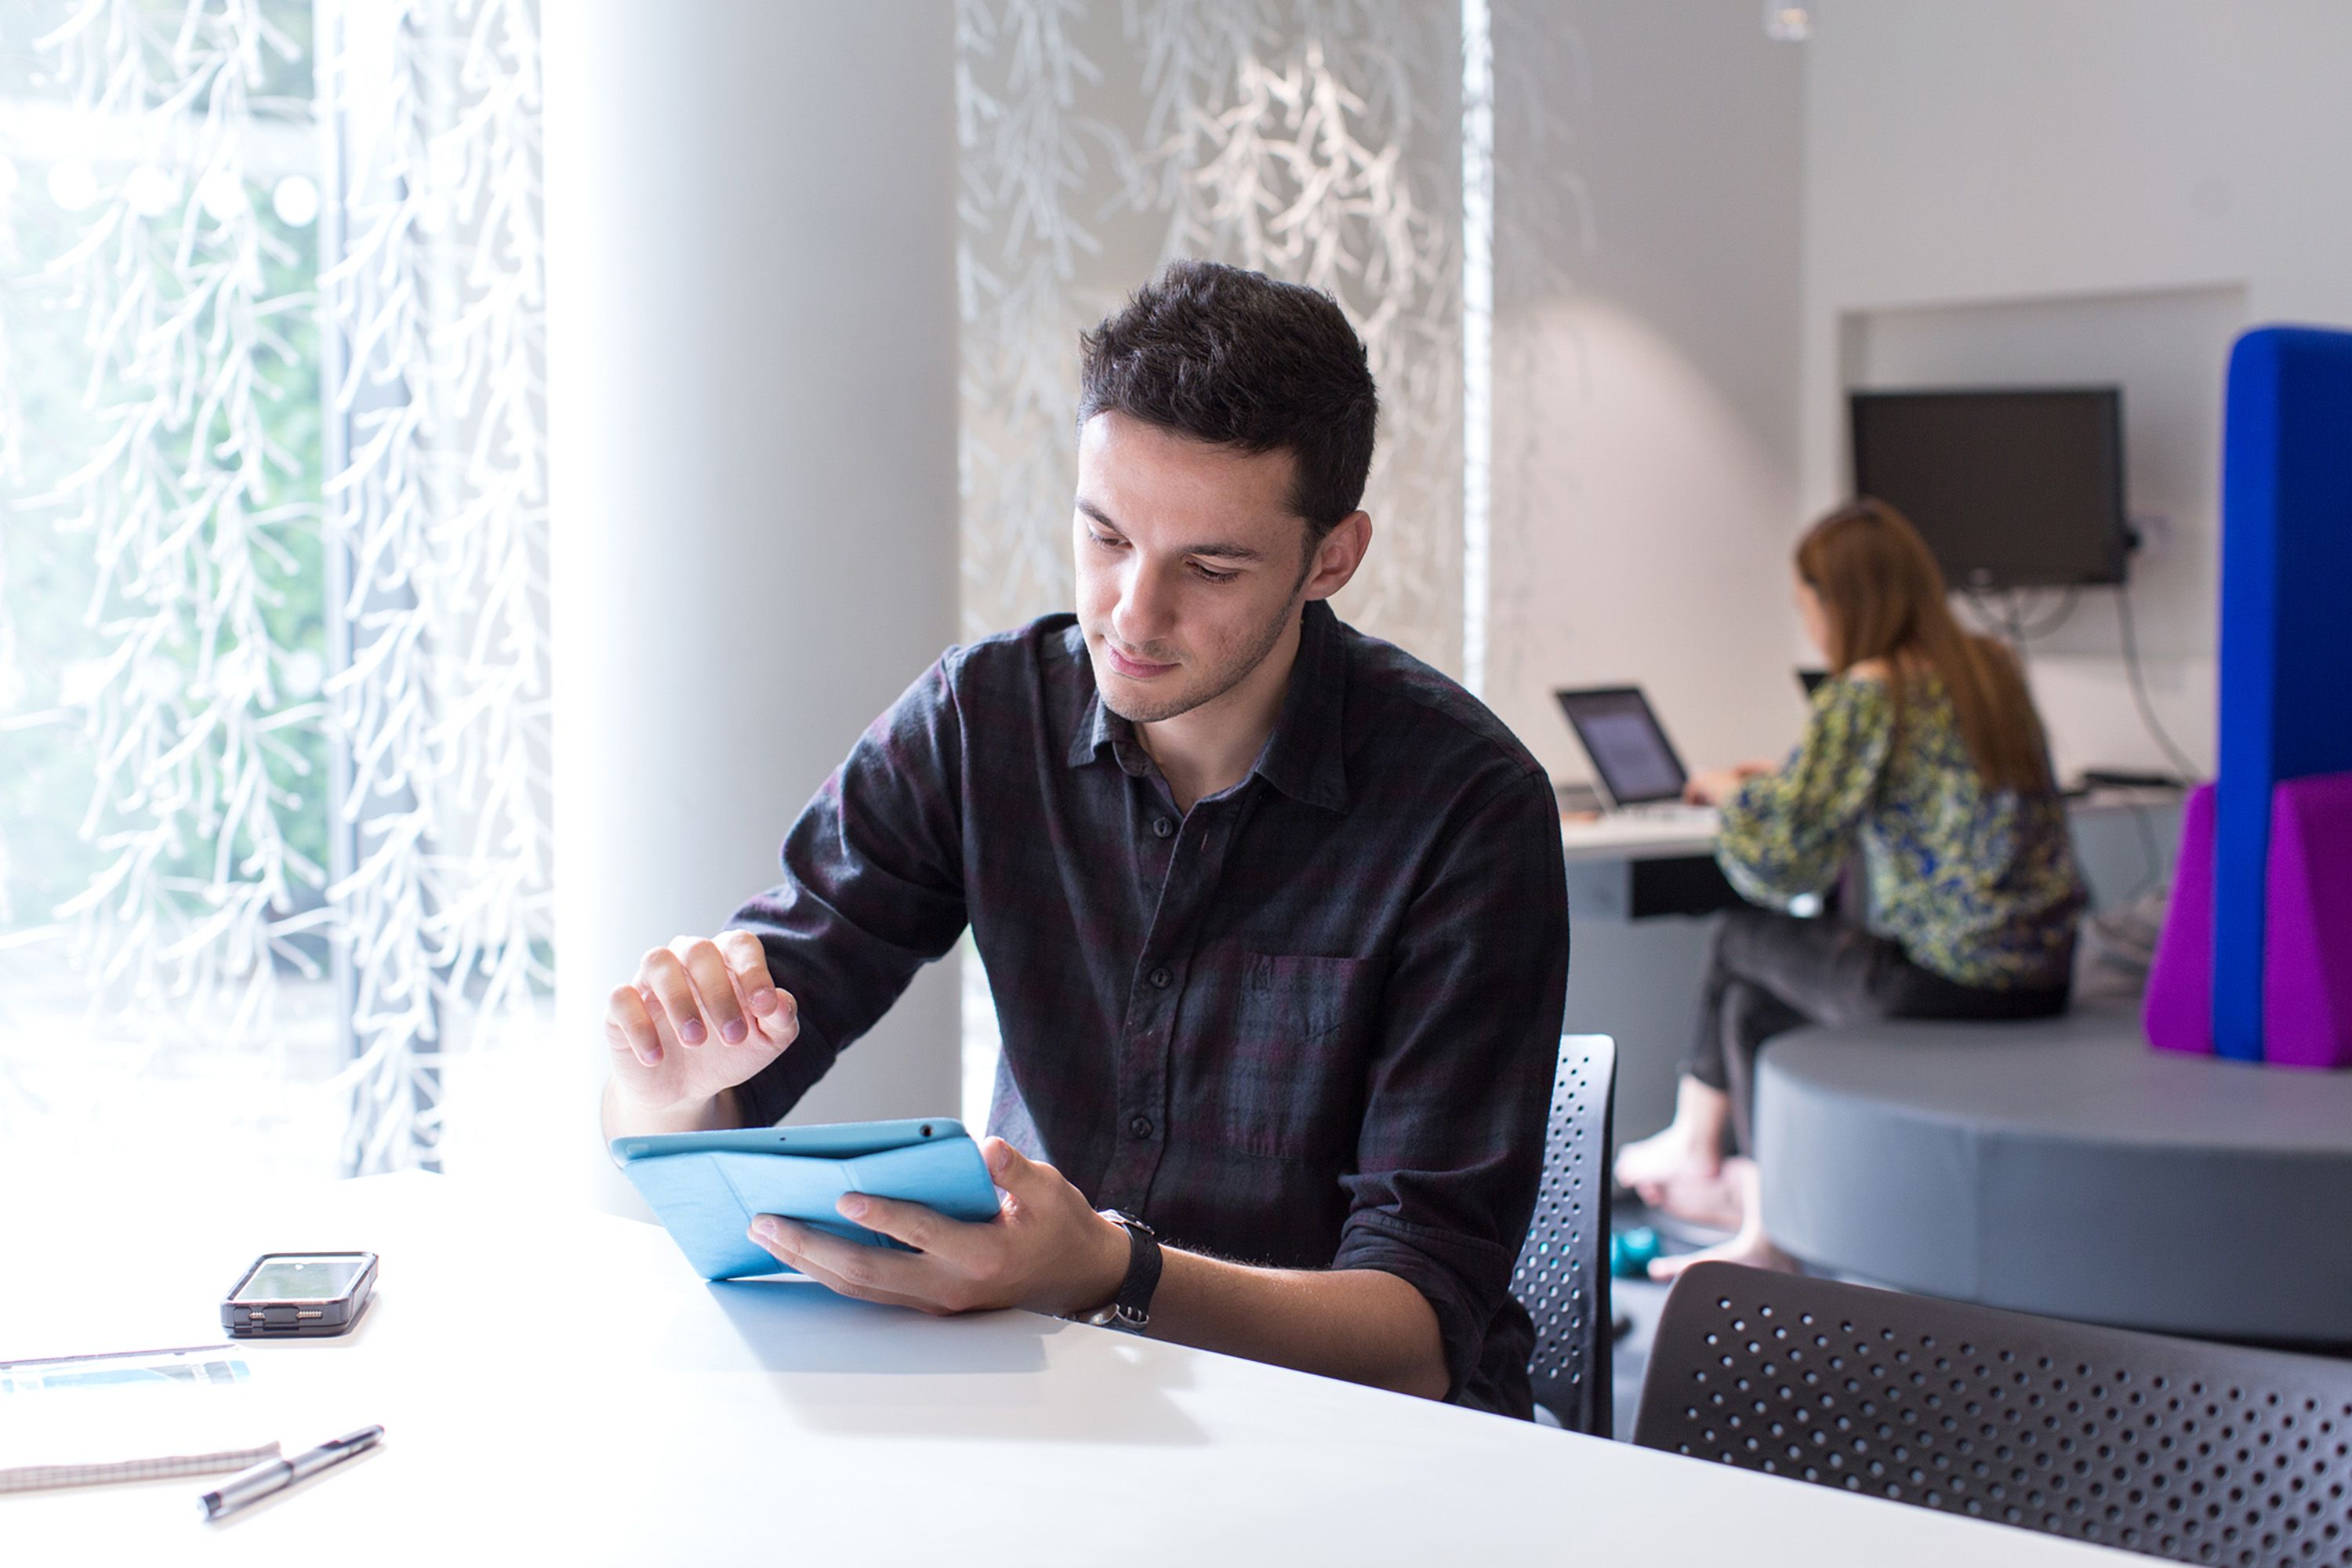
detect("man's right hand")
[605,931,799,1121]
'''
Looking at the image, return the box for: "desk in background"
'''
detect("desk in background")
[1560,786,2187,1145]
[1558,785,2185,921]
[1558,810,1731,920]
[2,1174,2125,1566]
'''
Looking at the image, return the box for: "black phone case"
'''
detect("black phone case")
[220,1251,379,1338]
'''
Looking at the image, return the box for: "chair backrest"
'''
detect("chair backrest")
[1511,1033,1614,1436]
[1633,1261,2352,1566]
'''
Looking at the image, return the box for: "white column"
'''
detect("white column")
[544,2,962,1211]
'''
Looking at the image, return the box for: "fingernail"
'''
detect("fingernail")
[753,1216,780,1240]
[641,1045,662,1065]
[720,1018,747,1044]
[679,1018,706,1045]
[837,1196,868,1220]
[749,989,777,1014]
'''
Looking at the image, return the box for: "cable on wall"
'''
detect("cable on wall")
[2114,575,2205,782]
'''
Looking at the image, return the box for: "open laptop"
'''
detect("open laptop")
[1552,687,1716,822]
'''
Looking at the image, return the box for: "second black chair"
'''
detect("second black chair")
[1634,1261,2352,1566]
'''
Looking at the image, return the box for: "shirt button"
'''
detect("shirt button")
[1149,966,1172,989]
[1127,1114,1154,1140]
[1152,815,1174,839]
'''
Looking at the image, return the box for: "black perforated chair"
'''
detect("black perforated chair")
[1510,1033,1614,1436]
[1633,1261,2352,1566]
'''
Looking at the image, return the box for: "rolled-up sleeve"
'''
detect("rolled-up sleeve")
[1330,764,1570,1403]
[1716,677,1893,908]
[730,656,971,1127]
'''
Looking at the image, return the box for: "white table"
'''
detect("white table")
[2,1174,2126,1565]
[1558,809,1721,866]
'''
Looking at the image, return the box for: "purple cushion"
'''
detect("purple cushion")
[2144,783,2216,1055]
[2263,771,2352,1069]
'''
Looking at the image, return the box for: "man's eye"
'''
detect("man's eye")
[1190,564,1239,584]
[1089,532,1125,550]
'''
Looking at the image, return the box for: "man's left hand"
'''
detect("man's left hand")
[745,1137,1132,1319]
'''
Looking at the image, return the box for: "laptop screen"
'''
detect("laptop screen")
[1553,688,1689,807]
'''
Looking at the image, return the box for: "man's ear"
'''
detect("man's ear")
[1302,511,1372,602]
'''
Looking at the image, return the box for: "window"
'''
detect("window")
[0,0,550,1189]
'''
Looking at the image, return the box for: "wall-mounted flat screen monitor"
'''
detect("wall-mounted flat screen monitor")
[1849,387,2129,589]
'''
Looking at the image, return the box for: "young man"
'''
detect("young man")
[601,260,1570,1416]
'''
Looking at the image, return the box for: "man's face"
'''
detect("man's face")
[1073,412,1316,725]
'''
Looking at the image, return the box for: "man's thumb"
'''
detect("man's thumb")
[981,1135,1040,1194]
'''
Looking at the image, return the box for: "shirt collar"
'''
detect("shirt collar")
[1065,600,1351,814]
[1252,599,1349,811]
[1067,673,1128,769]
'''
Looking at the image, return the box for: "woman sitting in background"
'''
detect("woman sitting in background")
[1615,498,2088,1277]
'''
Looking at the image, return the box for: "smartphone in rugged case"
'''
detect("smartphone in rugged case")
[221,1251,379,1338]
[612,1118,999,1280]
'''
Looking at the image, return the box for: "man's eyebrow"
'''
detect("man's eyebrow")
[1076,497,1269,563]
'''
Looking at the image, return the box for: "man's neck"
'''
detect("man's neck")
[1135,615,1305,814]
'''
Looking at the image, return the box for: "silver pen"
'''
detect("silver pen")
[198,1425,384,1521]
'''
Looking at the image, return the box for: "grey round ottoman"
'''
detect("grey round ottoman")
[1755,1000,2352,1345]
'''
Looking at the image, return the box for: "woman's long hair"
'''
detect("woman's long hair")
[1797,499,2056,796]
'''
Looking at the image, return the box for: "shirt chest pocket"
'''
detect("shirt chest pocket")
[1172,950,1381,1163]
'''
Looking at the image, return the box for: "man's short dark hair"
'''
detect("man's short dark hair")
[1078,260,1378,539]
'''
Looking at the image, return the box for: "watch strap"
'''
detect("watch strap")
[1092,1210,1161,1330]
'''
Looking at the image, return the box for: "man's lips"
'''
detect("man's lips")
[1103,642,1178,679]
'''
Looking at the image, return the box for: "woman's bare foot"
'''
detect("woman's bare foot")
[1642,1167,1748,1232]
[1613,1122,1721,1194]
[1648,1159,1798,1281]
[1613,1078,1733,1197]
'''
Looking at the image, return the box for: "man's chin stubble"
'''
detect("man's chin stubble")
[1090,588,1302,728]
[1098,677,1207,726]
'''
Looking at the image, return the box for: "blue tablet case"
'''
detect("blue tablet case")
[612,1120,1001,1280]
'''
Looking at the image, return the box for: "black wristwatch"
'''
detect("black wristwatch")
[1079,1210,1162,1331]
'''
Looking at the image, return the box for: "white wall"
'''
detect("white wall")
[1482,2,1806,1145]
[1486,2,1808,786]
[545,2,963,1211]
[1802,0,2352,778]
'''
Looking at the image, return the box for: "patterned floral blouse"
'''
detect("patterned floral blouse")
[1715,670,2086,991]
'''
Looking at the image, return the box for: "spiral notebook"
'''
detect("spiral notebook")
[0,1346,281,1494]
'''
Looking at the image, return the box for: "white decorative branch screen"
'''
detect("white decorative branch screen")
[955,0,1466,666]
[0,0,550,1181]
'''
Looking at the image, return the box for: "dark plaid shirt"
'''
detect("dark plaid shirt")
[732,600,1570,1414]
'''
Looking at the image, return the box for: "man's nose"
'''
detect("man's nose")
[1113,561,1178,647]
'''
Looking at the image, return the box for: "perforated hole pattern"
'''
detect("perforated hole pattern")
[1633,1262,2352,1566]
[1509,1034,1613,1436]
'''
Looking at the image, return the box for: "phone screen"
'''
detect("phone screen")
[233,1254,368,1303]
